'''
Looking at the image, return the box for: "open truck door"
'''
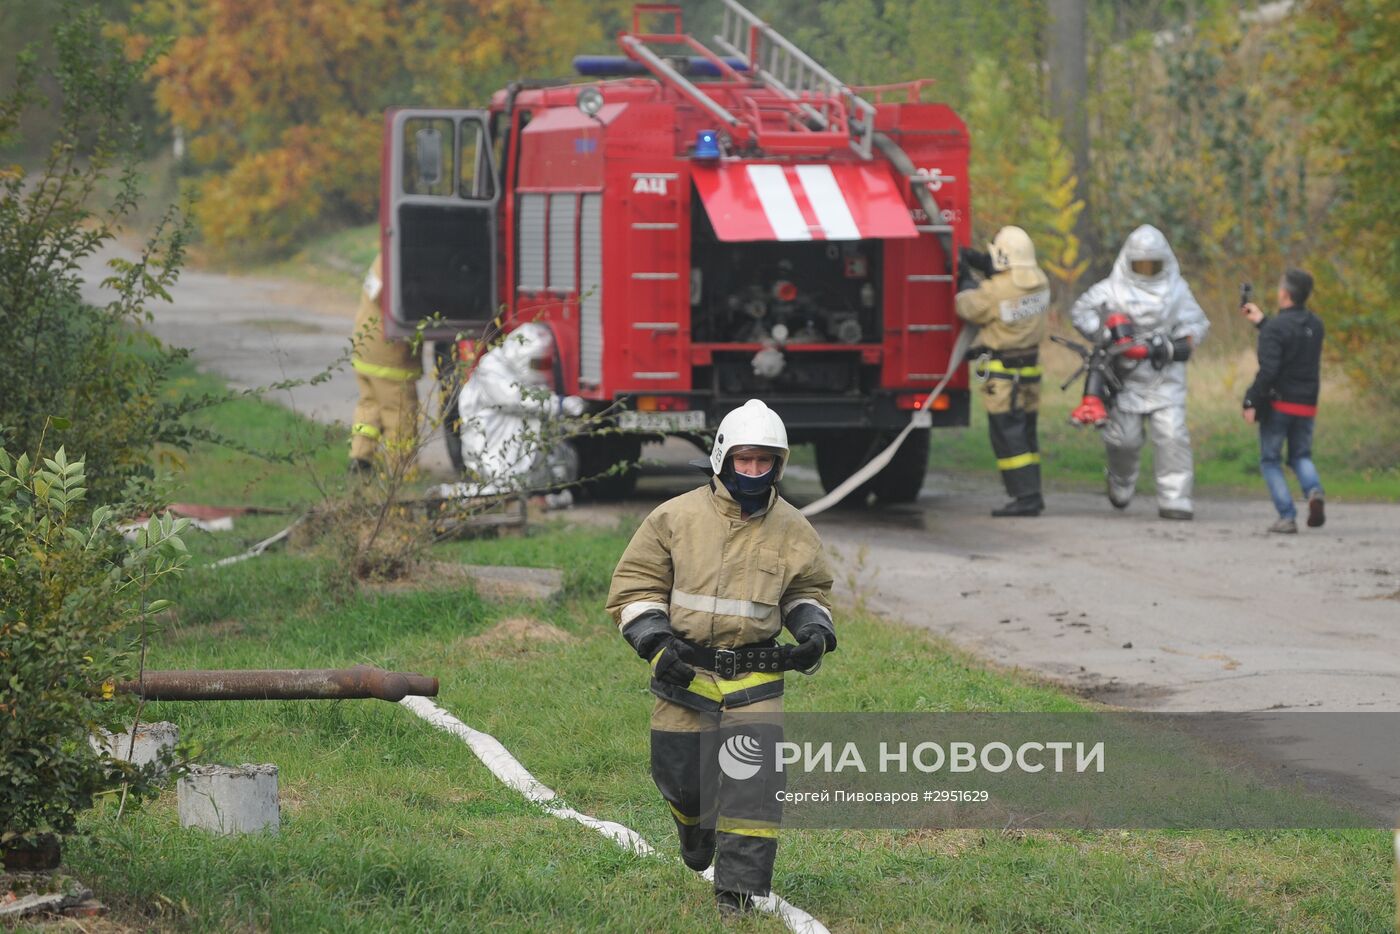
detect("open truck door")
[381,109,499,340]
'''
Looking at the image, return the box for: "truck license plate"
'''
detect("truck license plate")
[619,410,707,432]
[911,410,933,428]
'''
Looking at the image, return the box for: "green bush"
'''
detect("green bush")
[0,4,192,504]
[0,441,189,846]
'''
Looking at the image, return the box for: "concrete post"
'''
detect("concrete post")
[178,764,280,835]
[90,721,179,775]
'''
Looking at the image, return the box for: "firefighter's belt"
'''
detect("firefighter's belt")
[972,349,1041,383]
[352,358,420,382]
[679,639,788,679]
[983,359,1042,381]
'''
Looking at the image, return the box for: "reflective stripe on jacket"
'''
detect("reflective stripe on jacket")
[608,481,834,711]
[352,254,423,379]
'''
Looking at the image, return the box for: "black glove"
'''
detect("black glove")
[784,633,826,674]
[956,264,979,294]
[1146,334,1171,369]
[1147,334,1193,369]
[624,609,674,659]
[622,609,695,687]
[959,246,995,277]
[785,603,838,653]
[650,637,696,688]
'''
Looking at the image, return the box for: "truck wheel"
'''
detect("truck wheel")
[869,428,930,504]
[434,343,466,474]
[443,419,465,474]
[573,434,641,501]
[814,431,878,506]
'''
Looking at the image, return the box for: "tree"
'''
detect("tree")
[962,59,1086,300]
[1047,0,1094,279]
[1297,0,1400,401]
[0,2,160,167]
[130,0,632,257]
[1083,2,1323,334]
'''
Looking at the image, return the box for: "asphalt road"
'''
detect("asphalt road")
[82,244,1400,718]
[806,480,1400,714]
[78,242,455,475]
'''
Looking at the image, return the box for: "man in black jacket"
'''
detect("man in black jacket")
[1241,268,1326,533]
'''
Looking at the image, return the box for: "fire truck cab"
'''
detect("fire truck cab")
[380,0,972,501]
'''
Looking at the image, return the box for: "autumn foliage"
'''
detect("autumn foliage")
[1296,0,1400,403]
[961,59,1087,297]
[122,0,1398,394]
[129,0,630,257]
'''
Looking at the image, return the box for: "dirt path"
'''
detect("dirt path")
[83,246,1400,715]
[77,242,455,474]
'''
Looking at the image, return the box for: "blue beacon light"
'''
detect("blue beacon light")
[694,130,721,160]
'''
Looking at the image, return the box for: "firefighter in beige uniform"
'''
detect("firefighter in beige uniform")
[349,254,422,471]
[956,227,1052,516]
[606,400,836,916]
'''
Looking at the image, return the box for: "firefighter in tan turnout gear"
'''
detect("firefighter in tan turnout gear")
[956,226,1052,516]
[349,253,422,472]
[606,399,836,917]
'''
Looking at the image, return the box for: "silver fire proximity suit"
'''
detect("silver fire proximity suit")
[452,322,581,496]
[1070,226,1209,514]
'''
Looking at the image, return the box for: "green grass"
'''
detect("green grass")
[69,523,1394,932]
[160,363,347,509]
[919,336,1400,502]
[58,371,1395,930]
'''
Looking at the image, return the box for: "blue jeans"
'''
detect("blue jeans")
[1258,409,1323,519]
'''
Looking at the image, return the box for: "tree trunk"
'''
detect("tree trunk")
[1047,0,1095,273]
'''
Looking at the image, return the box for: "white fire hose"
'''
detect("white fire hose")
[400,696,829,933]
[801,325,976,518]
[799,128,980,518]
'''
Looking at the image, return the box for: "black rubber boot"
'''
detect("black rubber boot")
[992,496,1044,517]
[716,890,754,918]
[679,825,716,871]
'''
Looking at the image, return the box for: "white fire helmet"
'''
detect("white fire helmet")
[709,399,790,479]
[988,226,1042,289]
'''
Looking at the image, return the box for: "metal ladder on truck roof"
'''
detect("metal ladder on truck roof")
[712,0,877,159]
[617,1,878,159]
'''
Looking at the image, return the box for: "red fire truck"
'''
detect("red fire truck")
[379,0,971,501]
